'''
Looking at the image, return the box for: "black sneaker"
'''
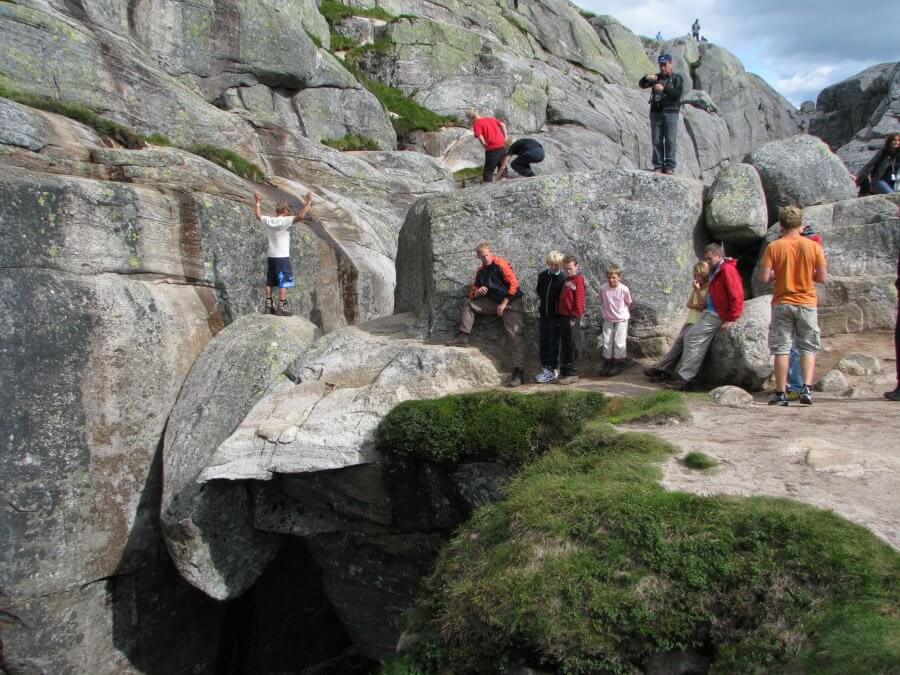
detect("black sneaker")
[768,392,789,406]
[664,377,692,392]
[507,368,524,388]
[799,385,813,406]
[885,387,900,402]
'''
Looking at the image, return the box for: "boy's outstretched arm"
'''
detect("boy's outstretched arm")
[293,192,313,224]
[253,191,263,221]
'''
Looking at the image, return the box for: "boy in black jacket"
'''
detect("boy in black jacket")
[535,251,566,383]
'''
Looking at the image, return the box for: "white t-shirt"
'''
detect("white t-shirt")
[260,215,293,258]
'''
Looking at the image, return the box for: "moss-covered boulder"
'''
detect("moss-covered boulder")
[704,163,768,242]
[398,412,900,674]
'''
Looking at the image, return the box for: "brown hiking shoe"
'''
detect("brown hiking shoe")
[264,297,275,314]
[557,375,579,385]
[273,299,292,316]
[446,332,470,347]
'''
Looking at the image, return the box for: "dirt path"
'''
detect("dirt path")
[519,330,900,549]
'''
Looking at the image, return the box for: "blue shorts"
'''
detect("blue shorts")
[266,257,294,288]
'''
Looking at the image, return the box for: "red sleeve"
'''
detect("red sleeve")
[497,257,520,298]
[721,265,745,322]
[575,276,586,317]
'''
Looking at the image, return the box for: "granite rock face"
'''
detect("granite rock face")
[752,193,900,335]
[747,134,858,220]
[396,169,704,358]
[810,61,900,172]
[704,163,768,242]
[699,296,773,391]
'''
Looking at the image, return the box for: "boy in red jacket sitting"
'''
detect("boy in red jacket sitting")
[557,255,587,385]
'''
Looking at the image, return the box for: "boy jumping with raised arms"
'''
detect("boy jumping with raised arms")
[254,190,313,316]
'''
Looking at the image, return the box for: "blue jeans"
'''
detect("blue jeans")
[650,110,679,170]
[787,342,803,392]
[873,179,895,194]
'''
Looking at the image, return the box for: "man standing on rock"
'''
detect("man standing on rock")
[449,242,526,387]
[758,206,828,406]
[466,107,508,183]
[639,54,684,175]
[667,243,744,391]
[691,19,700,41]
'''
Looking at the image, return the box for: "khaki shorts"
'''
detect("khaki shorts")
[769,303,820,355]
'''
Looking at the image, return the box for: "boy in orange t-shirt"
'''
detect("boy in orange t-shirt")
[758,206,828,406]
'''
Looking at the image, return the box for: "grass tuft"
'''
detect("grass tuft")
[329,30,359,51]
[321,133,382,151]
[683,451,718,470]
[0,82,146,149]
[387,391,900,675]
[319,0,394,24]
[453,166,483,183]
[186,144,266,183]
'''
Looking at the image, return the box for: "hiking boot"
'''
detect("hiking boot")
[535,367,556,384]
[557,374,579,385]
[884,387,900,401]
[664,377,692,392]
[643,367,670,382]
[786,390,801,402]
[264,297,275,315]
[662,168,675,175]
[273,299,292,316]
[598,361,613,377]
[768,392,789,407]
[608,360,624,376]
[446,331,470,347]
[799,385,813,406]
[507,368,524,388]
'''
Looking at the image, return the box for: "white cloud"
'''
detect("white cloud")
[775,65,836,96]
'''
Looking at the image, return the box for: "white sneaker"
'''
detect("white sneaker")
[534,367,554,383]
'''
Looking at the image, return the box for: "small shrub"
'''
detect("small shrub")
[683,451,718,470]
[329,30,359,51]
[321,133,382,151]
[453,166,483,183]
[186,144,266,183]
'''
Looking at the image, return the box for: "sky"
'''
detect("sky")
[574,0,899,107]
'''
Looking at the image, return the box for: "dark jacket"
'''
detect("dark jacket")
[536,269,565,318]
[558,274,586,317]
[468,255,522,304]
[638,71,684,112]
[860,147,898,185]
[707,258,744,322]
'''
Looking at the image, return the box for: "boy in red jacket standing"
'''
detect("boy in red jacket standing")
[667,243,745,391]
[466,107,508,183]
[557,255,587,385]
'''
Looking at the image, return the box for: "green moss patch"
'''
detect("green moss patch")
[319,0,395,24]
[391,394,900,674]
[321,133,382,151]
[329,30,359,51]
[186,144,266,183]
[453,166,483,184]
[376,390,607,465]
[684,451,718,470]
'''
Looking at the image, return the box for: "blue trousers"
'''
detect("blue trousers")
[873,179,895,194]
[787,342,803,392]
[650,110,679,170]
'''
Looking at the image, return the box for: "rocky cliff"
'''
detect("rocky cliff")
[0,1,896,673]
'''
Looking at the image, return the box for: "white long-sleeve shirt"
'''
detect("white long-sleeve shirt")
[260,215,293,258]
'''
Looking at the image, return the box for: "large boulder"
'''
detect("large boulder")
[704,163,768,242]
[747,134,858,220]
[161,317,501,599]
[161,314,320,600]
[810,61,900,171]
[692,44,803,160]
[699,296,773,391]
[395,169,705,356]
[752,193,900,335]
